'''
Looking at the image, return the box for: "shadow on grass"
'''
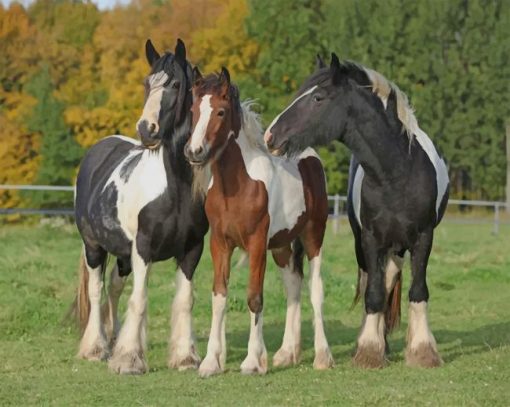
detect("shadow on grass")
[435,321,510,363]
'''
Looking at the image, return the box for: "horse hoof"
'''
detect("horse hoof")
[78,337,109,361]
[240,353,268,375]
[313,348,334,370]
[198,357,223,378]
[352,343,386,369]
[406,343,443,368]
[168,351,201,371]
[273,346,300,367]
[108,350,148,375]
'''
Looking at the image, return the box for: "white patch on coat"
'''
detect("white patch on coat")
[237,104,322,242]
[102,147,167,241]
[265,85,318,141]
[352,165,365,227]
[136,71,170,134]
[189,95,213,152]
[414,128,449,216]
[110,135,139,145]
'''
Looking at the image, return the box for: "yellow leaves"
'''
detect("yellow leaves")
[190,0,259,77]
[65,106,136,149]
[0,115,41,209]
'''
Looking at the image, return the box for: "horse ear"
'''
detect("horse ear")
[220,66,231,85]
[145,39,160,67]
[316,54,326,70]
[192,66,203,84]
[330,52,347,85]
[175,38,186,64]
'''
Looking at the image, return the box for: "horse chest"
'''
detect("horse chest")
[101,148,168,241]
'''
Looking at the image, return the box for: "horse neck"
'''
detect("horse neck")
[210,136,248,197]
[342,100,409,184]
[161,131,193,186]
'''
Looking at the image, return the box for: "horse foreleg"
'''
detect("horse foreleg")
[168,240,204,370]
[240,239,268,375]
[353,233,386,369]
[406,229,442,368]
[199,236,232,378]
[109,242,151,375]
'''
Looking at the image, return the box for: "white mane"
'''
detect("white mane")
[362,67,419,139]
[239,100,266,149]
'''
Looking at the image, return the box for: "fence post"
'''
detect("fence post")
[493,203,500,235]
[332,195,340,235]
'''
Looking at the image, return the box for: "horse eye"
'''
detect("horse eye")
[218,109,225,117]
[172,81,180,89]
[313,94,323,102]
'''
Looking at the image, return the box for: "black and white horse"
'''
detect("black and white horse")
[74,39,208,374]
[264,54,449,368]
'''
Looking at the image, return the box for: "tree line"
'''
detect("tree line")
[0,0,509,211]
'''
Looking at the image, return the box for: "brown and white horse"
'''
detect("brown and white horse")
[184,68,334,377]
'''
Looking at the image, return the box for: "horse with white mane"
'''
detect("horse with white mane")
[265,54,449,369]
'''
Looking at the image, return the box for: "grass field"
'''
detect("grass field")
[1,220,509,406]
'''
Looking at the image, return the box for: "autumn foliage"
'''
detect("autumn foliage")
[0,0,509,212]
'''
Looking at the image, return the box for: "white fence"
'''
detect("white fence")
[1,185,508,234]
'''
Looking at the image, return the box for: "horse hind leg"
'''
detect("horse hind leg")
[77,245,109,361]
[307,248,334,370]
[168,240,204,371]
[102,258,129,346]
[272,245,302,368]
[383,252,404,353]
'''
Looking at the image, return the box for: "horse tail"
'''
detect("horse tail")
[62,249,91,332]
[292,238,305,277]
[385,271,402,334]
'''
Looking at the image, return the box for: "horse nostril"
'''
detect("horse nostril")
[196,146,203,155]
[149,123,156,134]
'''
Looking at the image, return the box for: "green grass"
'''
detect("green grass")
[1,220,509,406]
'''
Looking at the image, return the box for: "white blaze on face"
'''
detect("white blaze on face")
[136,71,169,133]
[264,85,318,143]
[189,95,213,152]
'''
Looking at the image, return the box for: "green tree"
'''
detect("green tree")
[25,64,82,206]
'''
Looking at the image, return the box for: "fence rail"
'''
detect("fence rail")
[1,185,508,234]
